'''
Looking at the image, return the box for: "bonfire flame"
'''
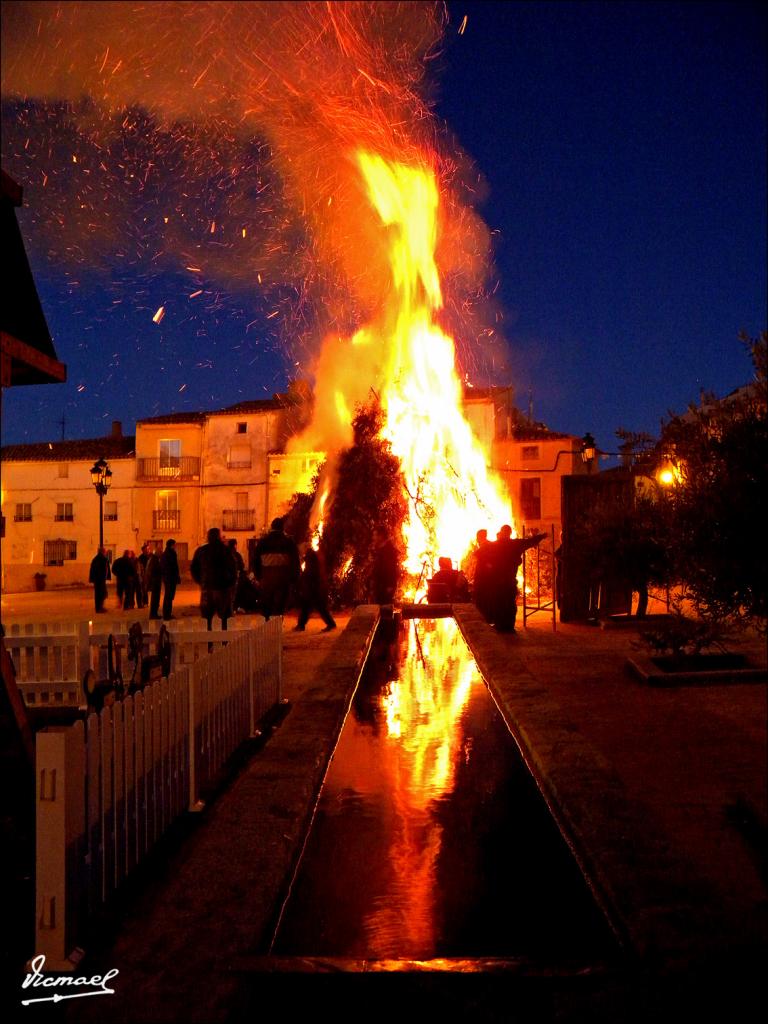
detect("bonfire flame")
[354,150,512,586]
[303,149,513,596]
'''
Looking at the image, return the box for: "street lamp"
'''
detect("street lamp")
[90,457,112,549]
[580,433,597,466]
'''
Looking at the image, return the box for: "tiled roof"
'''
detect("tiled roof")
[136,411,208,426]
[137,393,303,426]
[211,396,294,415]
[511,427,572,441]
[1,436,136,462]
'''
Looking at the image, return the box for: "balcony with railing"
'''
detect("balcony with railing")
[153,510,181,531]
[137,456,201,481]
[222,509,256,532]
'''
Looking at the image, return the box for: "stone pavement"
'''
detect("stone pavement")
[4,590,766,1022]
[2,580,207,625]
[455,608,767,1010]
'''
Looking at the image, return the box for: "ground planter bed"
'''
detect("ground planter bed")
[626,652,768,686]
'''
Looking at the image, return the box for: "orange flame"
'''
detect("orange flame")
[356,151,512,584]
[292,149,513,596]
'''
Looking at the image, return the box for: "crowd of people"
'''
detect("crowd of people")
[89,539,181,619]
[88,517,546,634]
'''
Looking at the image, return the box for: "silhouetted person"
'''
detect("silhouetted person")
[228,538,245,612]
[125,549,140,609]
[137,542,151,608]
[427,557,470,603]
[111,549,138,609]
[295,545,336,632]
[252,518,301,620]
[89,547,111,613]
[191,528,238,630]
[470,529,494,621]
[371,527,400,605]
[160,539,181,621]
[146,545,163,620]
[488,526,547,632]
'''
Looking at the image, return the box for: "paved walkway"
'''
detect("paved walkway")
[5,591,766,1022]
[2,581,208,625]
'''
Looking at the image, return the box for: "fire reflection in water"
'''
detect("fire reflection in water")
[329,617,476,958]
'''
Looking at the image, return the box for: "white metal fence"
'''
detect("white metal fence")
[32,618,282,968]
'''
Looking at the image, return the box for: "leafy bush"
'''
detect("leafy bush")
[638,599,732,661]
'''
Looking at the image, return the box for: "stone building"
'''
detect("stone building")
[1,384,592,592]
[0,423,136,591]
[463,386,595,542]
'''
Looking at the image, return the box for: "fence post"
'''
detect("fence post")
[276,617,283,703]
[35,723,86,969]
[187,663,204,812]
[77,620,91,679]
[248,631,256,737]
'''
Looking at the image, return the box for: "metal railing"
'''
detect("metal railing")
[222,509,256,531]
[152,509,181,531]
[136,456,201,481]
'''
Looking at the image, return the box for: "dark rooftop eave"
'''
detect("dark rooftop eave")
[1,330,67,387]
[1,169,67,386]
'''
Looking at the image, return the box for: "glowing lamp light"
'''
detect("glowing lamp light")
[90,459,112,491]
[656,461,681,487]
[581,433,597,464]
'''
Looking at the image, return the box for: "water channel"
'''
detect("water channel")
[272,616,616,965]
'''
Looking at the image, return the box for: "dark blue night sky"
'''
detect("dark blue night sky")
[2,1,765,458]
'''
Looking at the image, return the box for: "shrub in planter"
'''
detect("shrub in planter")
[635,598,735,669]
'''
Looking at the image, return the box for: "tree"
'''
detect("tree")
[570,486,674,617]
[660,332,767,629]
[319,402,408,605]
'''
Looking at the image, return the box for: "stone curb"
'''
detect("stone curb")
[453,605,735,970]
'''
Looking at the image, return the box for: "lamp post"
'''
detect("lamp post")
[90,457,112,550]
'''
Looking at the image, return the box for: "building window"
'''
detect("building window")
[103,500,118,522]
[44,539,77,566]
[159,439,181,472]
[520,478,541,521]
[236,422,247,434]
[227,444,251,469]
[154,490,180,531]
[156,490,178,511]
[521,445,540,461]
[57,463,69,478]
[14,503,33,522]
[55,502,74,522]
